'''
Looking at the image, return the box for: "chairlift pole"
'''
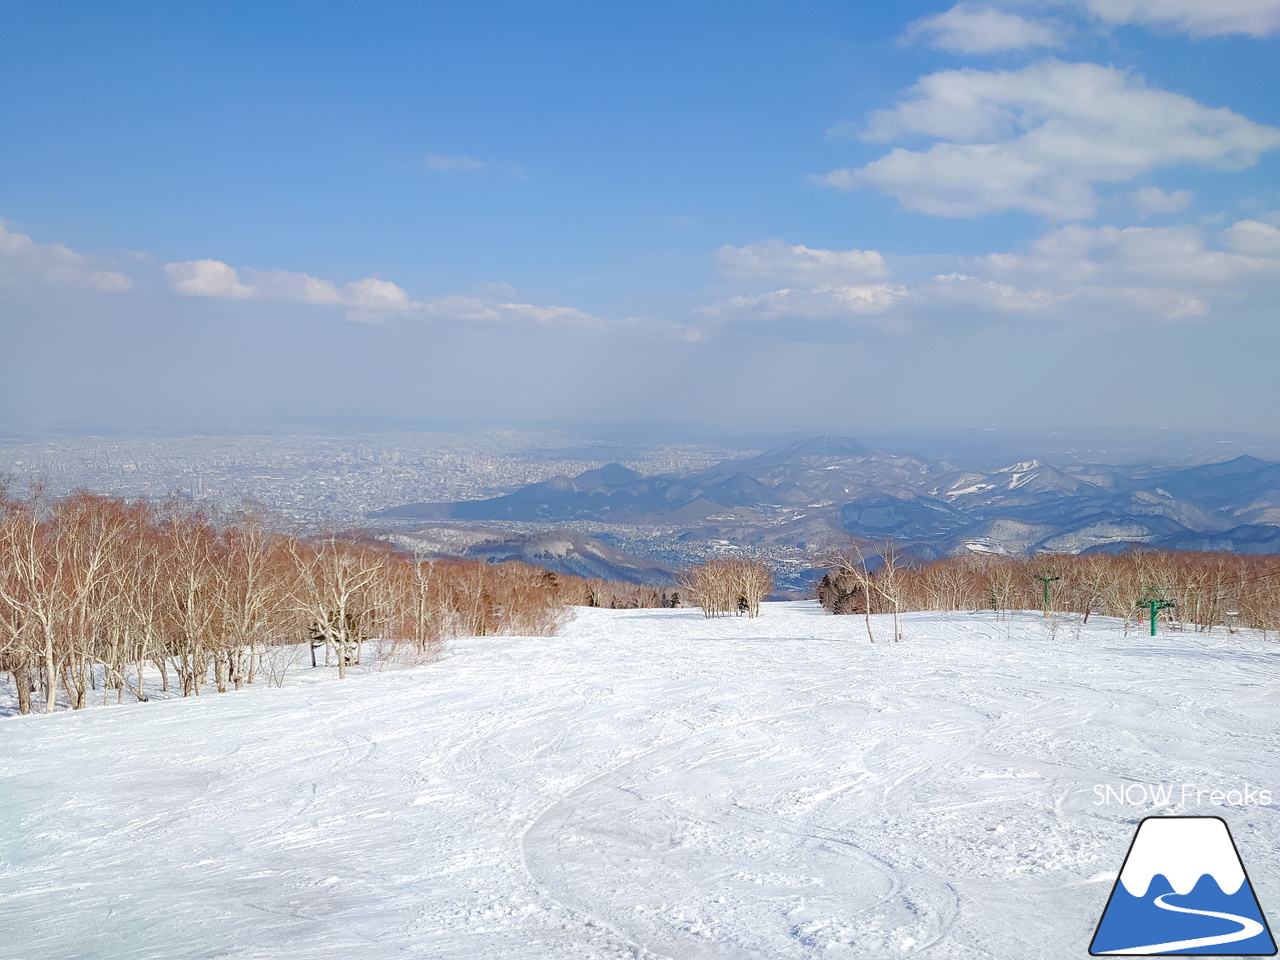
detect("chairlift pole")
[1034,575,1060,618]
[1138,589,1176,636]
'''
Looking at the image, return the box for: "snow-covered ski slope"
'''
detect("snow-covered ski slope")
[2,603,1277,959]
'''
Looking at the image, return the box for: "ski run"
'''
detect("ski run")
[2,602,1277,959]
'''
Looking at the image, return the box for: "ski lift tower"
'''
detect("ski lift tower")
[1137,588,1176,637]
[1034,574,1060,618]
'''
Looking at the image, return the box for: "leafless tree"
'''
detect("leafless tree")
[289,536,386,679]
[679,557,772,619]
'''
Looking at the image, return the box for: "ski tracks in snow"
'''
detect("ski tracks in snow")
[2,604,1277,959]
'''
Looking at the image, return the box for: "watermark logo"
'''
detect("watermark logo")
[1093,783,1273,808]
[1090,816,1275,956]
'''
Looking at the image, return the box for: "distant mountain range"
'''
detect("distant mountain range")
[381,524,677,586]
[369,436,1280,588]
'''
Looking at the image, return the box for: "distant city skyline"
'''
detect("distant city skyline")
[2,1,1277,433]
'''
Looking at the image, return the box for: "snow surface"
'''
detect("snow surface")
[2,603,1278,959]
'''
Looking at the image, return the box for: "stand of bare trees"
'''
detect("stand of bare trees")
[574,578,684,610]
[0,490,592,715]
[817,543,1280,638]
[679,557,773,618]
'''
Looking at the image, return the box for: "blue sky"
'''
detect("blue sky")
[2,0,1278,434]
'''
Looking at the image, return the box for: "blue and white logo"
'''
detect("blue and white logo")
[1091,816,1275,955]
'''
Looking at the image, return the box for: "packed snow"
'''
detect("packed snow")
[2,603,1277,959]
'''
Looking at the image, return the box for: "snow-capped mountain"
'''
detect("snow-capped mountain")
[1118,818,1245,898]
[369,437,1280,587]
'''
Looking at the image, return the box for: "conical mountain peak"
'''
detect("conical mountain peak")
[1118,817,1246,898]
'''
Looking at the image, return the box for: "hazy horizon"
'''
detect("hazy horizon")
[6,418,1280,466]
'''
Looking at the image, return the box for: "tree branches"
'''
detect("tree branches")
[679,558,772,619]
[0,492,579,714]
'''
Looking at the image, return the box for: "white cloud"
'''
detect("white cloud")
[1131,186,1194,214]
[415,293,504,323]
[424,153,486,172]
[346,277,413,314]
[699,284,910,325]
[0,220,133,293]
[419,293,604,327]
[904,3,1062,53]
[1220,218,1280,255]
[163,258,607,327]
[696,218,1279,332]
[968,219,1280,317]
[716,240,889,281]
[1017,221,1277,282]
[166,259,256,299]
[1079,0,1280,36]
[166,259,414,320]
[821,60,1280,219]
[244,268,344,306]
[925,273,1060,310]
[491,302,603,326]
[704,240,899,327]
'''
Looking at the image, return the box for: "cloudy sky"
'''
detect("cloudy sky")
[2,0,1278,434]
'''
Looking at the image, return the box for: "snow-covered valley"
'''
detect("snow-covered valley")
[2,604,1277,959]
